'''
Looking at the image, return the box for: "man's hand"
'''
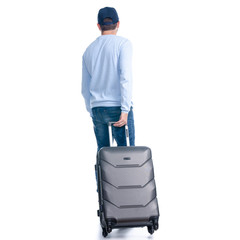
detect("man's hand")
[114,112,128,127]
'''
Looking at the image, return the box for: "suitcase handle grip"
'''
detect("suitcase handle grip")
[108,122,130,147]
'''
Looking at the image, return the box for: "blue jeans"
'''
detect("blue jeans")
[92,106,135,151]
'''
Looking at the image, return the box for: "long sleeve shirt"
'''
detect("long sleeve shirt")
[82,35,133,116]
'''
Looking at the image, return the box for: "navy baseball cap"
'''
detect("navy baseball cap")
[98,7,119,25]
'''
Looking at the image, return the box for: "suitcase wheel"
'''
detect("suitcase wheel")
[107,227,112,233]
[154,222,159,230]
[102,228,108,237]
[148,225,154,235]
[153,218,159,230]
[107,220,113,233]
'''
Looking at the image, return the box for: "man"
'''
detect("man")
[82,7,135,151]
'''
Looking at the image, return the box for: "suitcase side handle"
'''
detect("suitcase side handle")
[108,122,130,147]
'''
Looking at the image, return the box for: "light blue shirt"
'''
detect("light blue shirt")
[82,35,133,116]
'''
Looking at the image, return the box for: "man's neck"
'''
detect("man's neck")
[101,30,117,35]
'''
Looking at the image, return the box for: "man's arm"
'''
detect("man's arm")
[114,40,133,127]
[81,57,92,117]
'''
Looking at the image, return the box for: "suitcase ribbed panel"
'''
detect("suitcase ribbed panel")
[102,179,156,208]
[98,146,159,225]
[103,198,159,223]
[100,158,154,188]
[99,146,152,167]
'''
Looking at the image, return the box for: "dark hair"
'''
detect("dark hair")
[100,18,117,32]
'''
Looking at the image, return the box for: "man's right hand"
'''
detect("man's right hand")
[114,112,128,127]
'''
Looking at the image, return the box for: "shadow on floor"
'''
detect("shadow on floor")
[97,225,154,239]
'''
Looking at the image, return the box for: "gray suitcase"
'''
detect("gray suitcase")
[95,123,160,237]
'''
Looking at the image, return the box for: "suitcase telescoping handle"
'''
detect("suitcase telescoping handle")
[108,122,130,147]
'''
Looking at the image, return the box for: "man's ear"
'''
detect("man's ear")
[97,23,101,31]
[117,21,120,28]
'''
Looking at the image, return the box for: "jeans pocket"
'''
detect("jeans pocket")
[105,108,121,123]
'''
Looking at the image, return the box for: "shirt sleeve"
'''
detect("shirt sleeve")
[119,40,133,113]
[81,56,92,117]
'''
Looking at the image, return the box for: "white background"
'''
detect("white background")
[0,0,240,239]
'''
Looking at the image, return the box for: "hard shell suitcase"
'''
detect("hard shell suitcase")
[95,123,160,237]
